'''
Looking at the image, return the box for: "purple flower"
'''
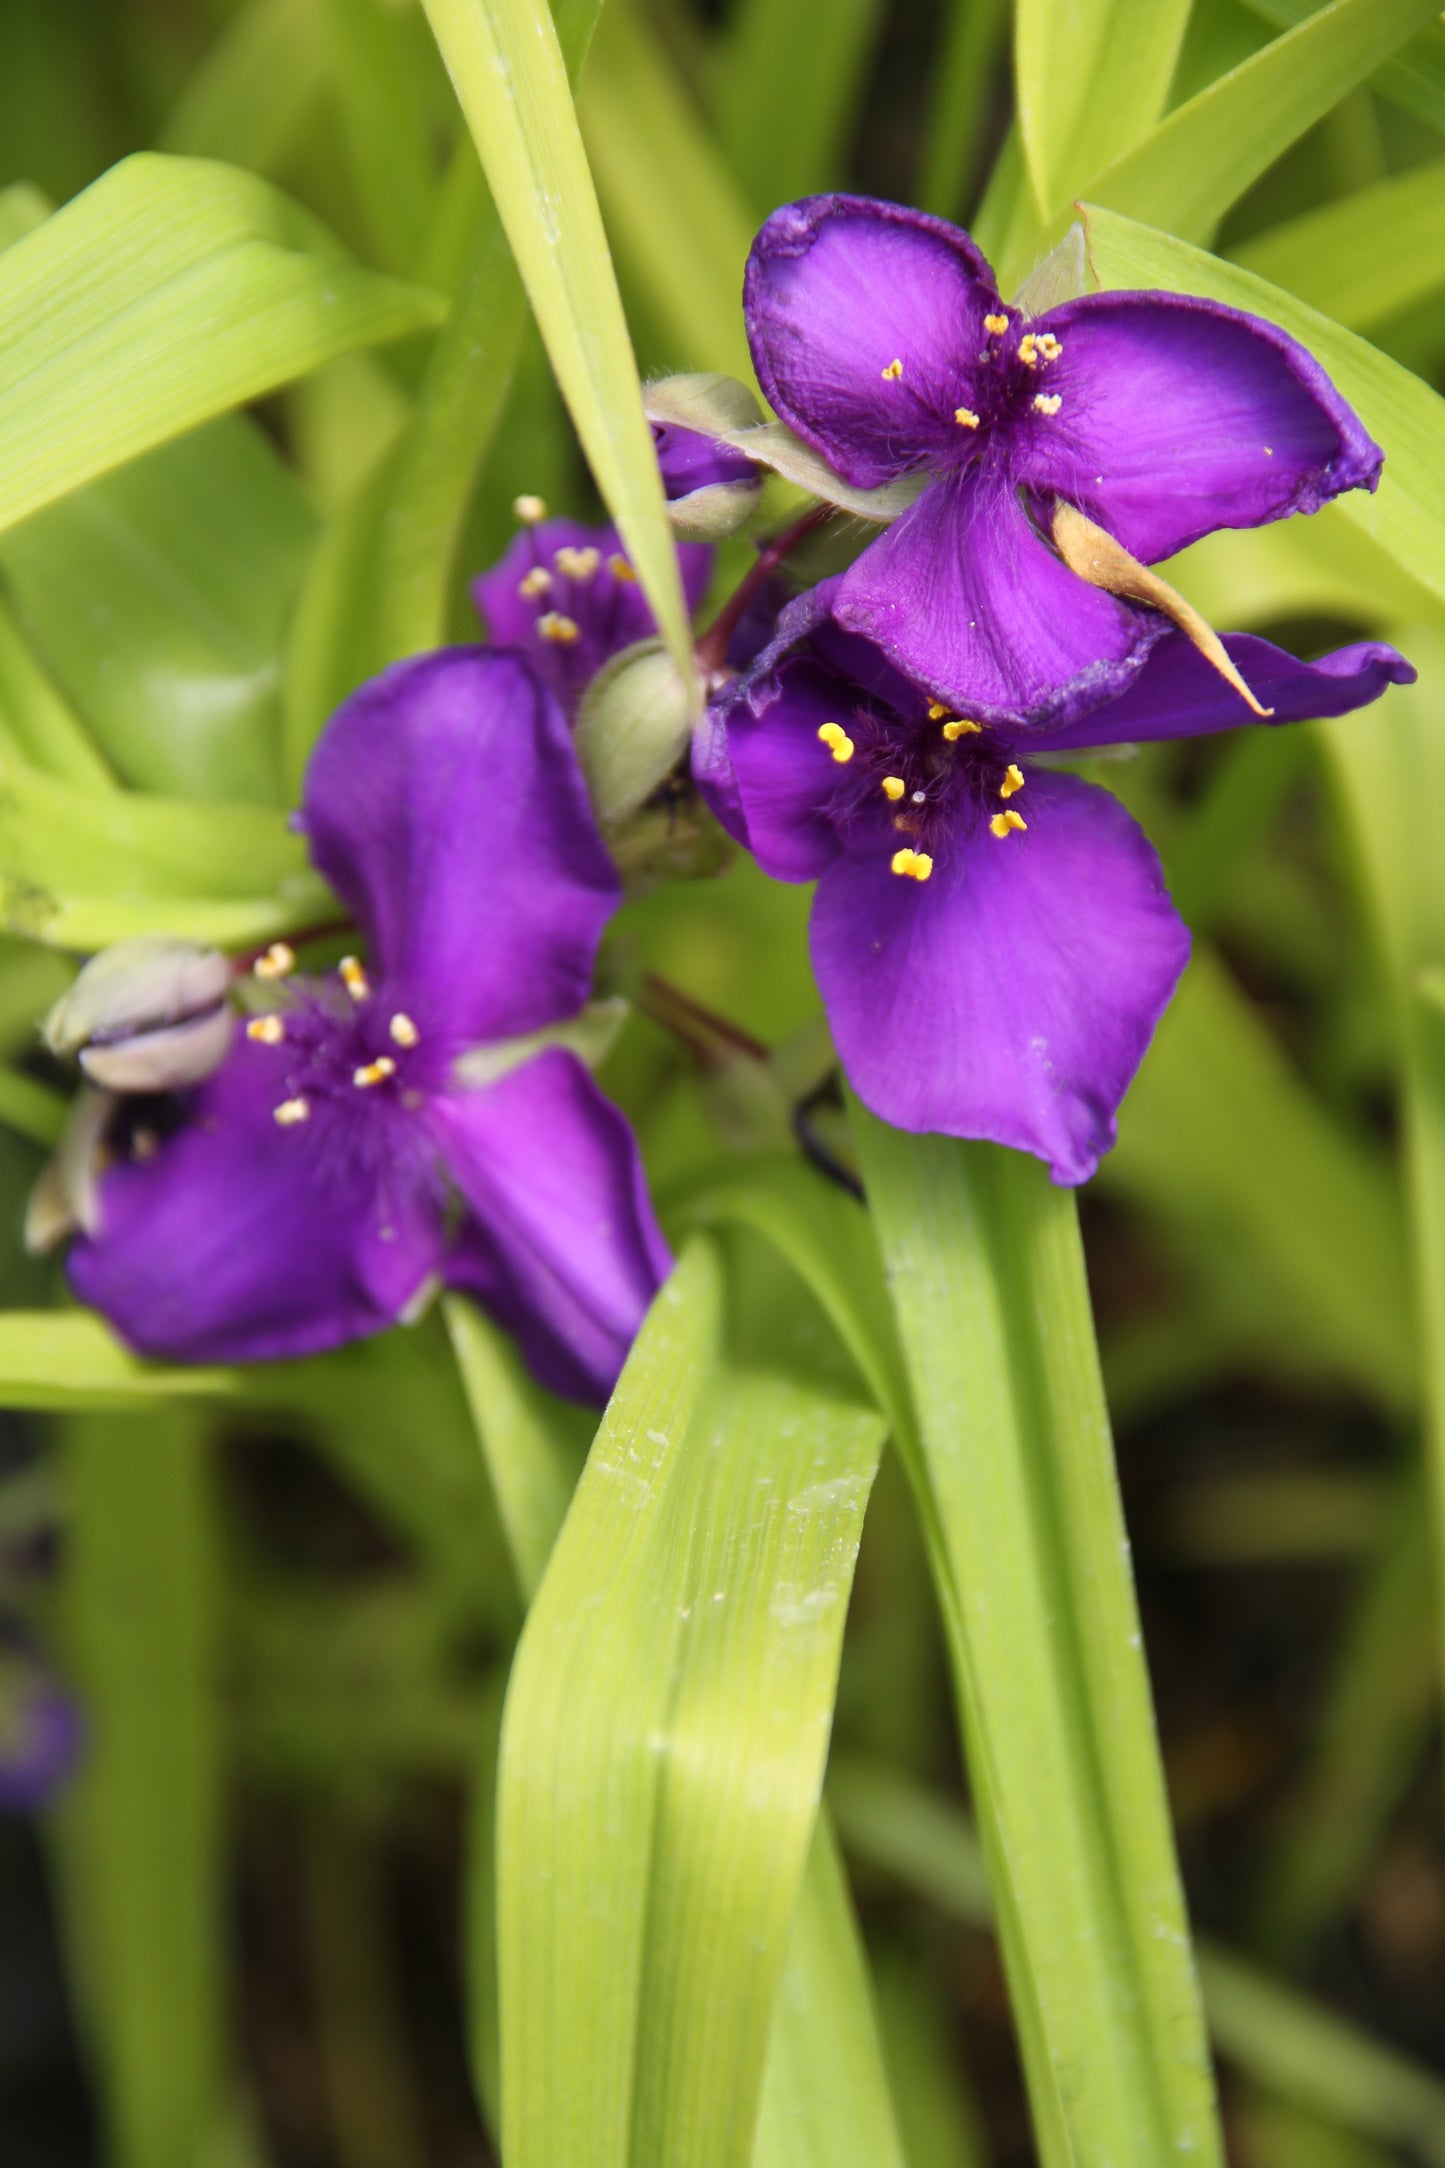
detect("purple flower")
[653,420,760,501]
[744,195,1383,723]
[697,585,1412,1183]
[69,650,671,1403]
[0,1646,81,1813]
[473,515,713,718]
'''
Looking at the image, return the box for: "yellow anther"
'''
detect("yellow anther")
[555,545,601,581]
[954,407,980,429]
[538,611,581,645]
[881,776,906,802]
[990,810,1028,838]
[389,1012,419,1049]
[353,1056,396,1089]
[1035,332,1063,361]
[131,1128,159,1163]
[246,1014,285,1046]
[1033,392,1062,416]
[927,700,951,720]
[517,565,552,600]
[608,554,638,582]
[513,494,547,524]
[339,955,370,1002]
[274,1097,310,1126]
[254,942,295,981]
[816,721,855,764]
[942,717,982,741]
[881,357,904,380]
[999,764,1026,799]
[890,847,934,881]
[1018,334,1039,368]
[984,312,1009,336]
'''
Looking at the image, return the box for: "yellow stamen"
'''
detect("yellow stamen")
[984,312,1009,335]
[517,565,552,600]
[246,1015,285,1046]
[926,700,951,720]
[954,407,980,429]
[538,611,581,645]
[816,721,855,764]
[131,1128,159,1163]
[881,776,906,802]
[254,942,295,981]
[1035,332,1062,361]
[942,717,982,741]
[999,764,1026,799]
[1018,334,1039,368]
[389,1013,419,1049]
[990,810,1027,838]
[513,494,547,523]
[1033,392,1062,416]
[608,554,638,582]
[890,847,934,881]
[554,545,601,581]
[339,955,370,1002]
[274,1096,310,1126]
[881,358,904,380]
[353,1057,396,1089]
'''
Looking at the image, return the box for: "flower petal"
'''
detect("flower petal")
[745,195,1001,489]
[68,1046,444,1363]
[836,465,1164,722]
[813,770,1189,1183]
[702,658,855,881]
[472,517,712,716]
[1030,631,1416,751]
[302,648,619,1045]
[434,1049,671,1404]
[1020,291,1382,565]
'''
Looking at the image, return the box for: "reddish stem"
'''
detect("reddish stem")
[694,503,833,676]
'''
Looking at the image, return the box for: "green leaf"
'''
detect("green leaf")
[418,0,694,688]
[498,1238,887,2167]
[1016,0,1445,277]
[1014,0,1193,219]
[0,152,443,542]
[0,417,316,804]
[1232,159,1445,332]
[0,758,331,951]
[158,0,328,177]
[0,1312,248,1411]
[714,0,888,215]
[57,1409,224,2168]
[754,1812,907,2168]
[1243,0,1445,136]
[326,0,439,278]
[581,0,756,383]
[918,0,1009,221]
[0,591,114,791]
[0,1061,66,1147]
[0,179,51,252]
[1081,205,1445,610]
[849,1117,1222,2168]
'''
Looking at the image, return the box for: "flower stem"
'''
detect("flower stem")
[694,504,832,677]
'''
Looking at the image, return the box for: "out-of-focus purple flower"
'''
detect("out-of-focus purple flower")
[473,513,713,718]
[69,651,671,1404]
[697,583,1413,1183]
[653,419,759,501]
[0,1644,81,1813]
[744,194,1383,723]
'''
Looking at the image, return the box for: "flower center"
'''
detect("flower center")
[812,697,1030,877]
[881,311,1067,464]
[244,951,431,1130]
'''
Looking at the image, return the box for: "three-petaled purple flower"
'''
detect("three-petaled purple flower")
[69,650,671,1403]
[474,514,712,718]
[697,585,1413,1182]
[745,195,1384,721]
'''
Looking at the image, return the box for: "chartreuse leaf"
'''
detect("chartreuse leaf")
[0,757,331,951]
[849,1118,1222,2168]
[714,0,888,216]
[918,0,1009,221]
[0,181,50,252]
[158,0,328,177]
[1243,0,1445,135]
[1233,159,1445,332]
[1014,0,1193,220]
[1081,206,1445,610]
[498,1238,887,2167]
[0,153,442,540]
[581,0,756,382]
[417,0,693,688]
[0,417,316,805]
[57,1409,223,2168]
[1002,0,1444,282]
[326,0,438,279]
[0,594,114,791]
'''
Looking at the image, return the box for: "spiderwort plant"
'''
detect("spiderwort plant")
[68,650,670,1403]
[697,586,1413,1181]
[744,195,1384,719]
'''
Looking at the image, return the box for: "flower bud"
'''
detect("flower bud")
[646,374,765,540]
[573,638,696,831]
[43,937,233,1094]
